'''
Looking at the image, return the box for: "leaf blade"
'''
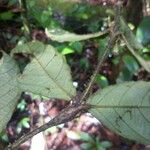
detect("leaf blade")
[88,81,150,145]
[13,41,76,100]
[122,35,150,72]
[45,28,108,43]
[0,52,21,132]
[119,18,150,72]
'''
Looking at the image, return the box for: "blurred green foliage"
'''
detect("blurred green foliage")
[1,0,148,89]
[17,99,27,111]
[79,132,112,150]
[136,16,150,46]
[117,55,140,82]
[16,117,30,134]
[0,11,14,21]
[96,74,109,88]
[0,131,9,143]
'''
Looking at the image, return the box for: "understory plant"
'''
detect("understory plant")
[0,1,150,150]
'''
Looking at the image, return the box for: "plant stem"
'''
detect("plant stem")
[5,104,90,150]
[80,0,123,101]
[80,33,118,101]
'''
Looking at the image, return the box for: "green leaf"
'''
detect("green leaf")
[0,131,9,142]
[88,81,150,145]
[117,67,131,82]
[12,41,76,100]
[0,11,14,21]
[97,145,106,150]
[117,55,140,82]
[120,18,150,72]
[123,36,150,72]
[61,47,74,55]
[120,18,143,50]
[0,52,21,132]
[80,143,93,150]
[123,55,139,73]
[79,132,95,142]
[69,42,83,54]
[95,74,109,88]
[80,58,90,69]
[11,41,45,55]
[20,118,30,128]
[17,100,26,111]
[45,28,107,43]
[136,16,150,45]
[100,141,112,148]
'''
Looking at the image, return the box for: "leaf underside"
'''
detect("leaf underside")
[0,52,21,132]
[45,28,107,42]
[88,81,150,145]
[12,41,76,100]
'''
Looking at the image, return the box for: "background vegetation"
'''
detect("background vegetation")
[0,0,150,150]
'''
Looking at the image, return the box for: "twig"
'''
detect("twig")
[5,104,90,150]
[80,34,117,101]
[80,1,123,101]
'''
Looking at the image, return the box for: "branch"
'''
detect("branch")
[80,33,117,101]
[5,104,90,150]
[80,1,123,101]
